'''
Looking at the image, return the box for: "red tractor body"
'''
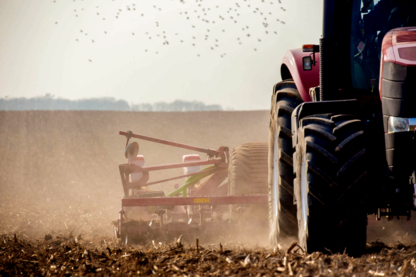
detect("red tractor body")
[268,0,416,255]
[281,49,320,102]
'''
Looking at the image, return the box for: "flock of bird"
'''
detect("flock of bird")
[53,0,287,62]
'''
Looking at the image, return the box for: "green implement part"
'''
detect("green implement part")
[167,165,218,197]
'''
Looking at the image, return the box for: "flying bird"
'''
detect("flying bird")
[50,0,288,60]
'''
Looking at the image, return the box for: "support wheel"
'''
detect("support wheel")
[229,143,269,227]
[268,80,303,245]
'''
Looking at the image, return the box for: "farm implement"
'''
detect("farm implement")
[113,131,268,244]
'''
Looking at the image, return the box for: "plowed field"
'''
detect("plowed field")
[1,110,416,276]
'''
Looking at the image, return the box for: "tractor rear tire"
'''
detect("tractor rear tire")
[229,143,269,225]
[331,114,369,255]
[295,114,369,256]
[268,80,303,245]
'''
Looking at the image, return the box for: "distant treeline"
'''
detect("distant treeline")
[0,95,223,111]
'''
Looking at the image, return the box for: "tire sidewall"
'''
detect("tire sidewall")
[268,105,280,244]
[295,130,308,252]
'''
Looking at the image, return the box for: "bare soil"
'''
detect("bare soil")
[2,234,416,276]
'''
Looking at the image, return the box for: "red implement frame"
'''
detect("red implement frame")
[120,131,221,157]
[122,195,268,207]
[118,130,267,206]
[114,131,268,243]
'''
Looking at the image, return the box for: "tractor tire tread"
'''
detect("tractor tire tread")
[269,81,302,244]
[296,115,369,255]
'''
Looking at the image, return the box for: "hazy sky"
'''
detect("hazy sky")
[0,0,322,110]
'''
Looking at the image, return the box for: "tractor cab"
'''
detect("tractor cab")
[350,0,416,91]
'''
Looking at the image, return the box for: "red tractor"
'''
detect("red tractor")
[268,0,416,255]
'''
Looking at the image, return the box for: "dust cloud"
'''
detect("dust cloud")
[2,110,416,248]
[5,111,416,276]
[0,110,269,243]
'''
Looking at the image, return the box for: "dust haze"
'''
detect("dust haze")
[0,110,271,245]
[2,110,416,246]
[4,110,416,277]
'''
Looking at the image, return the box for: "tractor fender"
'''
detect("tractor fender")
[281,48,320,102]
